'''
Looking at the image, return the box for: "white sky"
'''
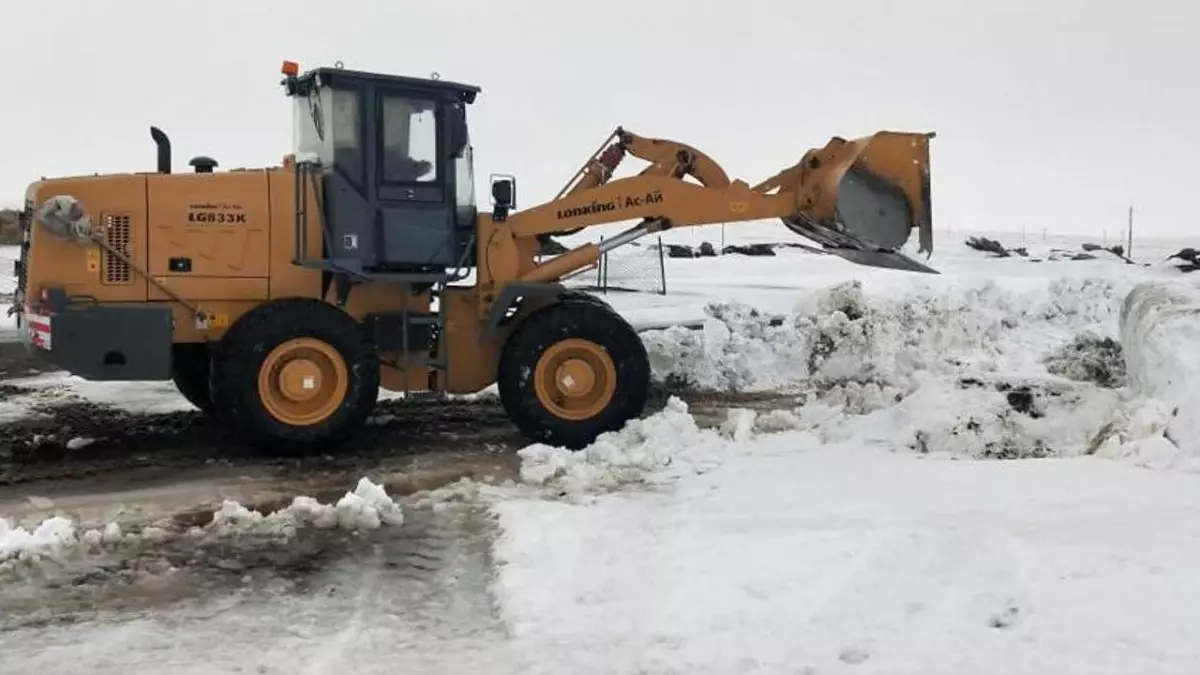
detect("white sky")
[2,0,1196,238]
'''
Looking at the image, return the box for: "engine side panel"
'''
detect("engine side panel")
[146,172,271,280]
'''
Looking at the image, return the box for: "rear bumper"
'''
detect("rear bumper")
[17,303,174,380]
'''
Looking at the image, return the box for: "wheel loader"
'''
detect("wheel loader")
[8,61,938,452]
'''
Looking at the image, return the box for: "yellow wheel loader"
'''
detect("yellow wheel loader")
[9,61,937,452]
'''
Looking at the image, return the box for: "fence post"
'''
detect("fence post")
[596,235,604,293]
[657,236,667,294]
[600,236,609,294]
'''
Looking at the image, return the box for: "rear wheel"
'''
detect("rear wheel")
[209,298,380,453]
[171,343,214,415]
[498,293,649,449]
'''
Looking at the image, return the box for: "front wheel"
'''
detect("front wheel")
[497,294,650,449]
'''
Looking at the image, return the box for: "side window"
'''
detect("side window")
[381,96,438,183]
[329,88,363,186]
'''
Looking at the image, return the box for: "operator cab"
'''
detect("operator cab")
[281,62,482,281]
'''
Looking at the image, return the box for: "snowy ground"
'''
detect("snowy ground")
[5,223,1200,673]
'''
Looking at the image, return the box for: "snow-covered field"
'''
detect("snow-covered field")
[5,223,1200,673]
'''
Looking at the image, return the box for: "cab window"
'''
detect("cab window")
[381,96,438,183]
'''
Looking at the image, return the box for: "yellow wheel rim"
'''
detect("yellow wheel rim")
[533,338,617,421]
[257,337,348,426]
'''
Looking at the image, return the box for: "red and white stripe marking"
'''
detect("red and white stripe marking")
[24,312,51,350]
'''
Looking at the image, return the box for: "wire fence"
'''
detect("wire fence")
[560,235,667,295]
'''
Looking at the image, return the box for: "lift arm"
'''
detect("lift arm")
[478,127,938,297]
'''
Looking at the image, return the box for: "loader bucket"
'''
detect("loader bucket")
[779,131,937,274]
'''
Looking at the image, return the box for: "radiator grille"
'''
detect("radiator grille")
[102,214,132,284]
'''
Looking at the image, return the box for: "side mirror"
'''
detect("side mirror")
[448,105,468,159]
[490,174,516,222]
[490,174,516,208]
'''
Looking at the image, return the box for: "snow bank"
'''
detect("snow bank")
[635,277,1134,461]
[641,277,1127,394]
[1116,282,1200,461]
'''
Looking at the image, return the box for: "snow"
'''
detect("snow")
[0,515,76,563]
[9,225,1200,671]
[1,372,197,415]
[481,226,1200,674]
[491,438,1200,675]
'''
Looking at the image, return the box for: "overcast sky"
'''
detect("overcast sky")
[3,0,1196,239]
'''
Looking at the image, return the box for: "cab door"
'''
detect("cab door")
[372,91,454,268]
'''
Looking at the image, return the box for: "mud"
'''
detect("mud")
[0,378,795,490]
[0,396,521,488]
[0,341,54,380]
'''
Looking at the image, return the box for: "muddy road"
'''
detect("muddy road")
[0,483,523,674]
[0,339,799,524]
[0,382,791,489]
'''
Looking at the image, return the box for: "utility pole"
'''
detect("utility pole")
[1127,205,1134,257]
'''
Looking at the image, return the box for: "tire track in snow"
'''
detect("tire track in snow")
[0,492,521,674]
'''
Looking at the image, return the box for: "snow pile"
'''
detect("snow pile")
[0,515,76,563]
[206,477,405,538]
[641,277,1128,394]
[0,477,405,567]
[1119,282,1200,459]
[516,397,743,497]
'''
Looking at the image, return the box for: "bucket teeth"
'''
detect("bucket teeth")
[781,214,939,274]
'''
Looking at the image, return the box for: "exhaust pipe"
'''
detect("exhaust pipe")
[150,126,171,174]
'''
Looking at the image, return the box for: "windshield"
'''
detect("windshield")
[292,88,329,164]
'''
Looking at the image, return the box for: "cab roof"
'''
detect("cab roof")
[284,66,481,104]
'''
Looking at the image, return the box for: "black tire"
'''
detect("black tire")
[209,298,380,453]
[498,293,650,450]
[171,343,215,415]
